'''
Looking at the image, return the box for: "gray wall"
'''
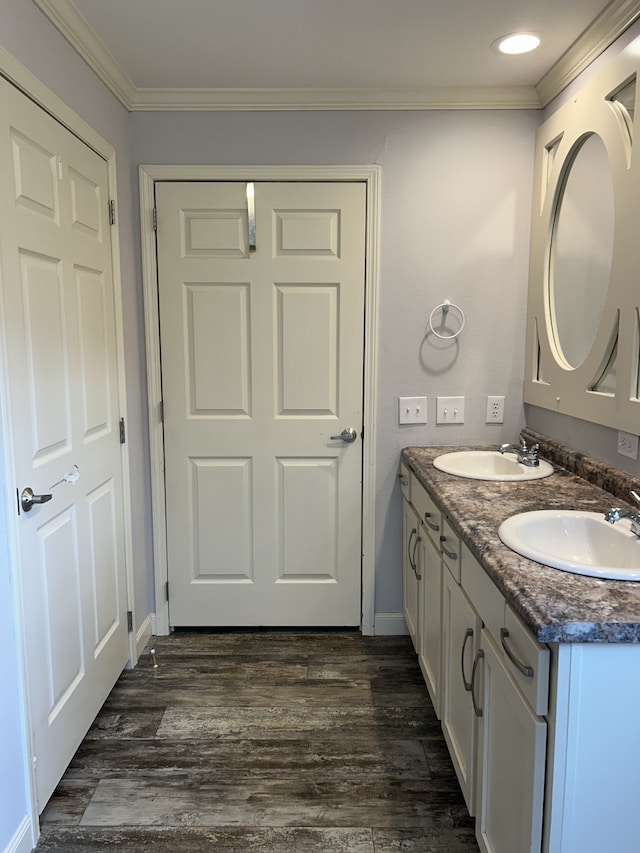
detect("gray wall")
[131,107,540,615]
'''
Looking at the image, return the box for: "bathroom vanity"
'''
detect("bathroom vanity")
[401,433,640,853]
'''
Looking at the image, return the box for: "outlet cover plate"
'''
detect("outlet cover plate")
[399,396,427,425]
[617,430,639,460]
[486,395,505,423]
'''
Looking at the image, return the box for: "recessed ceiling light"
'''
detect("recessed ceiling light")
[492,33,541,55]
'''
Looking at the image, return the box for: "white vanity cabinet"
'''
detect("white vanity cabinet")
[401,465,550,853]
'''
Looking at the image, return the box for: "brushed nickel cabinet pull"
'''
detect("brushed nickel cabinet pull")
[460,627,474,691]
[440,536,458,560]
[424,512,439,532]
[471,649,484,717]
[500,628,534,678]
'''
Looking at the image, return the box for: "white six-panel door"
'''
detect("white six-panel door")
[156,181,365,626]
[0,79,129,809]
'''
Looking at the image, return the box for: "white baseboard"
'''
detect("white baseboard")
[136,613,153,659]
[374,613,408,635]
[4,815,34,853]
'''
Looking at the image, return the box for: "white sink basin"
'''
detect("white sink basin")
[498,510,640,581]
[433,450,554,481]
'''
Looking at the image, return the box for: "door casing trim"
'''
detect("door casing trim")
[139,164,381,636]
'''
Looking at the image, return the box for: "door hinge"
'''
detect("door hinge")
[119,417,126,444]
[109,198,116,226]
[360,426,364,441]
[159,400,164,423]
[152,207,158,231]
[165,580,169,602]
[127,610,133,632]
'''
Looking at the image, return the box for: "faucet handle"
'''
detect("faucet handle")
[605,507,623,524]
[631,490,640,507]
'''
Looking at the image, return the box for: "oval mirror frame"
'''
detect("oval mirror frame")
[524,48,640,435]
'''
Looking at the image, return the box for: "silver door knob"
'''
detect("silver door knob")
[330,427,357,443]
[21,487,53,513]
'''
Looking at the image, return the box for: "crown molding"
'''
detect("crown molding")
[130,86,541,111]
[32,0,136,108]
[536,0,640,106]
[33,0,640,112]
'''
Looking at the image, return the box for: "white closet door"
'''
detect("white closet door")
[156,181,366,626]
[0,80,128,809]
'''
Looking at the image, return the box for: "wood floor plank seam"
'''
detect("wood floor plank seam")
[36,632,479,852]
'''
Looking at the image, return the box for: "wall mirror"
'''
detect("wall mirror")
[550,133,615,369]
[524,45,640,434]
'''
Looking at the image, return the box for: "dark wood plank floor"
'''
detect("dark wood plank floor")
[36,631,479,852]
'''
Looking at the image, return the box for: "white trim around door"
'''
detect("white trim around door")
[139,164,381,636]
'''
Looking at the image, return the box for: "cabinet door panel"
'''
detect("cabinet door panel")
[402,498,421,651]
[442,569,480,813]
[418,526,442,717]
[476,630,546,853]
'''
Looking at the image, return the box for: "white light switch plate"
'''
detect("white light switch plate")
[398,396,427,425]
[436,396,464,424]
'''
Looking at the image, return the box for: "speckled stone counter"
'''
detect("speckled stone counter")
[402,432,640,644]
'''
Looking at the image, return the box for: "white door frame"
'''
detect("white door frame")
[0,45,136,838]
[139,164,381,636]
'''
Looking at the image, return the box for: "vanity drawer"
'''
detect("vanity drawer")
[410,474,441,544]
[399,463,411,501]
[439,516,461,582]
[500,604,549,715]
[461,543,504,640]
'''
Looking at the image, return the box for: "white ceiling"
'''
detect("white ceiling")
[33,0,640,110]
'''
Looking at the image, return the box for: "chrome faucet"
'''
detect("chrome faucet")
[604,490,640,536]
[499,434,540,467]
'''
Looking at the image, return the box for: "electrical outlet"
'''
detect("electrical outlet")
[436,396,464,424]
[398,396,427,425]
[617,430,639,460]
[485,395,505,424]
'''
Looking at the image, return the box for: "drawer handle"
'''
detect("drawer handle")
[460,627,474,691]
[424,512,439,532]
[399,476,409,487]
[439,536,458,560]
[500,628,534,678]
[471,649,484,717]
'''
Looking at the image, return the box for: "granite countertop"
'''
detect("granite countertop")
[401,433,640,644]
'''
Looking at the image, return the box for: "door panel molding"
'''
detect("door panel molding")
[139,164,381,635]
